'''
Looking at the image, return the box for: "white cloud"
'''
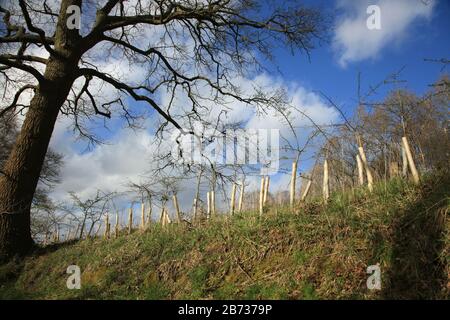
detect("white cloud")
[49,122,158,202]
[333,0,436,67]
[246,80,338,130]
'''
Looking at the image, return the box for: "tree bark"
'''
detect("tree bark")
[0,0,81,260]
[0,68,77,259]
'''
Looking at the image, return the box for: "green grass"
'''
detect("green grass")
[0,172,448,299]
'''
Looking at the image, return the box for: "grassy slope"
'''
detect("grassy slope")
[0,173,448,300]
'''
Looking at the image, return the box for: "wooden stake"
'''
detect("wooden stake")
[161,208,166,227]
[356,154,364,186]
[389,161,399,178]
[259,176,265,216]
[163,208,172,227]
[128,207,133,234]
[238,181,244,212]
[79,219,86,239]
[165,209,170,225]
[211,191,216,216]
[146,203,152,227]
[104,213,110,239]
[402,143,408,177]
[206,191,211,219]
[115,212,120,238]
[207,192,211,218]
[140,202,145,230]
[402,136,420,184]
[290,162,297,208]
[159,207,165,224]
[301,180,312,201]
[230,184,237,215]
[358,146,373,192]
[323,159,329,201]
[263,176,270,205]
[193,198,198,221]
[173,195,181,223]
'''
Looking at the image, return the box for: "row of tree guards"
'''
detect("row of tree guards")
[45,136,420,244]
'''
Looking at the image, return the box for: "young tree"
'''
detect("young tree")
[67,190,115,239]
[0,0,324,259]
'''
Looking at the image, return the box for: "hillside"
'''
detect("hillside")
[0,173,448,300]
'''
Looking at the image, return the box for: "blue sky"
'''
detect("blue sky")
[40,0,449,216]
[271,0,449,115]
[74,0,449,142]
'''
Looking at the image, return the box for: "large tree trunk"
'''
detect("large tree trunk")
[0,0,81,261]
[0,62,76,260]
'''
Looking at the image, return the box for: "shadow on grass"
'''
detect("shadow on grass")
[383,173,449,299]
[0,256,29,299]
[31,238,81,256]
[0,239,83,299]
